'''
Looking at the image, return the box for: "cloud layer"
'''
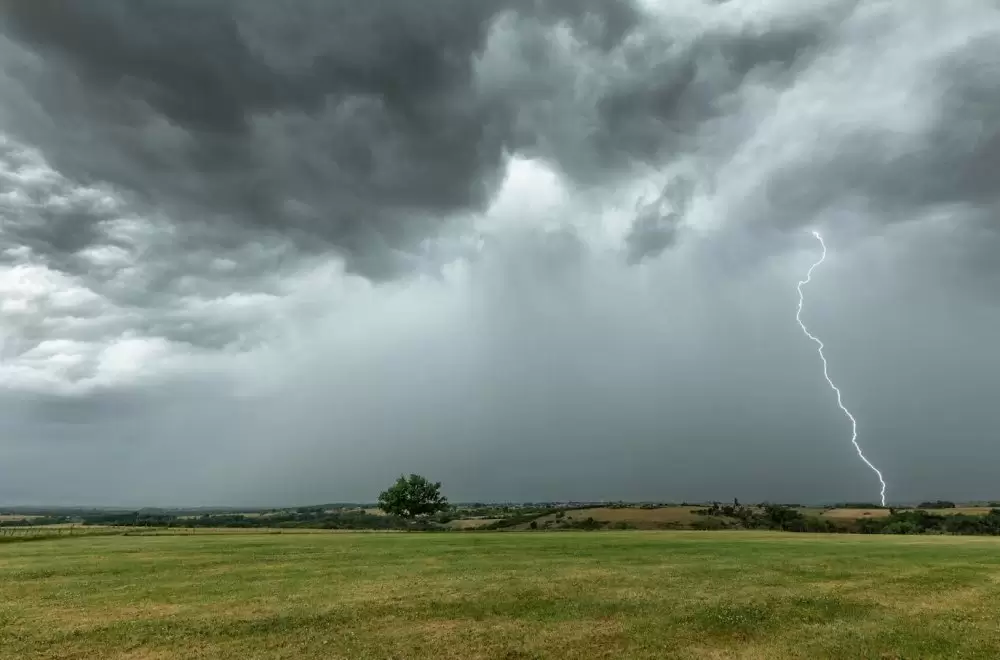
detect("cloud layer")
[0,0,998,506]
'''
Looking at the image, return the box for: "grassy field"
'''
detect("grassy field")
[3,532,1000,659]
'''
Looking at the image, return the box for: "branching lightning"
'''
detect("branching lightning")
[796,231,887,507]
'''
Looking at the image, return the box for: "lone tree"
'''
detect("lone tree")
[378,474,449,519]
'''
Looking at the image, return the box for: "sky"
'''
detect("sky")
[0,0,998,507]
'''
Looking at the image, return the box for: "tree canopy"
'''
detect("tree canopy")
[377,474,449,518]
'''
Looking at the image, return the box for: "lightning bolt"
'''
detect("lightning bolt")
[796,231,887,507]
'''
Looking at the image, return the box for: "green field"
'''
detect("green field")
[3,531,1000,659]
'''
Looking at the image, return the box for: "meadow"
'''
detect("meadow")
[3,531,1000,659]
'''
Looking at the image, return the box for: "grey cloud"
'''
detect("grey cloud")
[720,3,1000,252]
[1,0,892,281]
[4,231,999,507]
[2,1,1000,507]
[473,0,1000,263]
[0,0,644,279]
[0,139,115,265]
[481,1,842,185]
[625,208,679,265]
[624,178,694,264]
[0,141,302,356]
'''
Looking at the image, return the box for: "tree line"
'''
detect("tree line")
[7,474,1000,537]
[694,500,1000,535]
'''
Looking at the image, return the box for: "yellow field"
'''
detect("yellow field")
[448,518,501,529]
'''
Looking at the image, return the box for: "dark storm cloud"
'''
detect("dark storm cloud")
[0,0,872,280]
[0,0,647,278]
[0,139,111,262]
[476,2,838,186]
[0,0,509,278]
[582,13,831,173]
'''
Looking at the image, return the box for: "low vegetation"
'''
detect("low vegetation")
[7,500,1000,537]
[6,474,1000,540]
[73,507,415,530]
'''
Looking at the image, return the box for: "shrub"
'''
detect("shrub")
[917,500,956,509]
[691,516,730,530]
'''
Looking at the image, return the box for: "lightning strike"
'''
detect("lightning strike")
[796,231,887,507]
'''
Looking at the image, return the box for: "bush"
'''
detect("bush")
[918,500,956,509]
[563,516,604,531]
[882,521,920,535]
[483,509,559,531]
[655,521,684,530]
[691,516,730,530]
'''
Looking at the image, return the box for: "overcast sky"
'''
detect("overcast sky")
[1,0,998,507]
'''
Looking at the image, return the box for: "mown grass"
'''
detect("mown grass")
[2,531,1000,659]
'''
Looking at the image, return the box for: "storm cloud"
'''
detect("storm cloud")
[0,0,642,277]
[0,0,998,506]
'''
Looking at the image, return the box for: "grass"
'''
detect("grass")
[0,526,115,542]
[3,531,1000,659]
